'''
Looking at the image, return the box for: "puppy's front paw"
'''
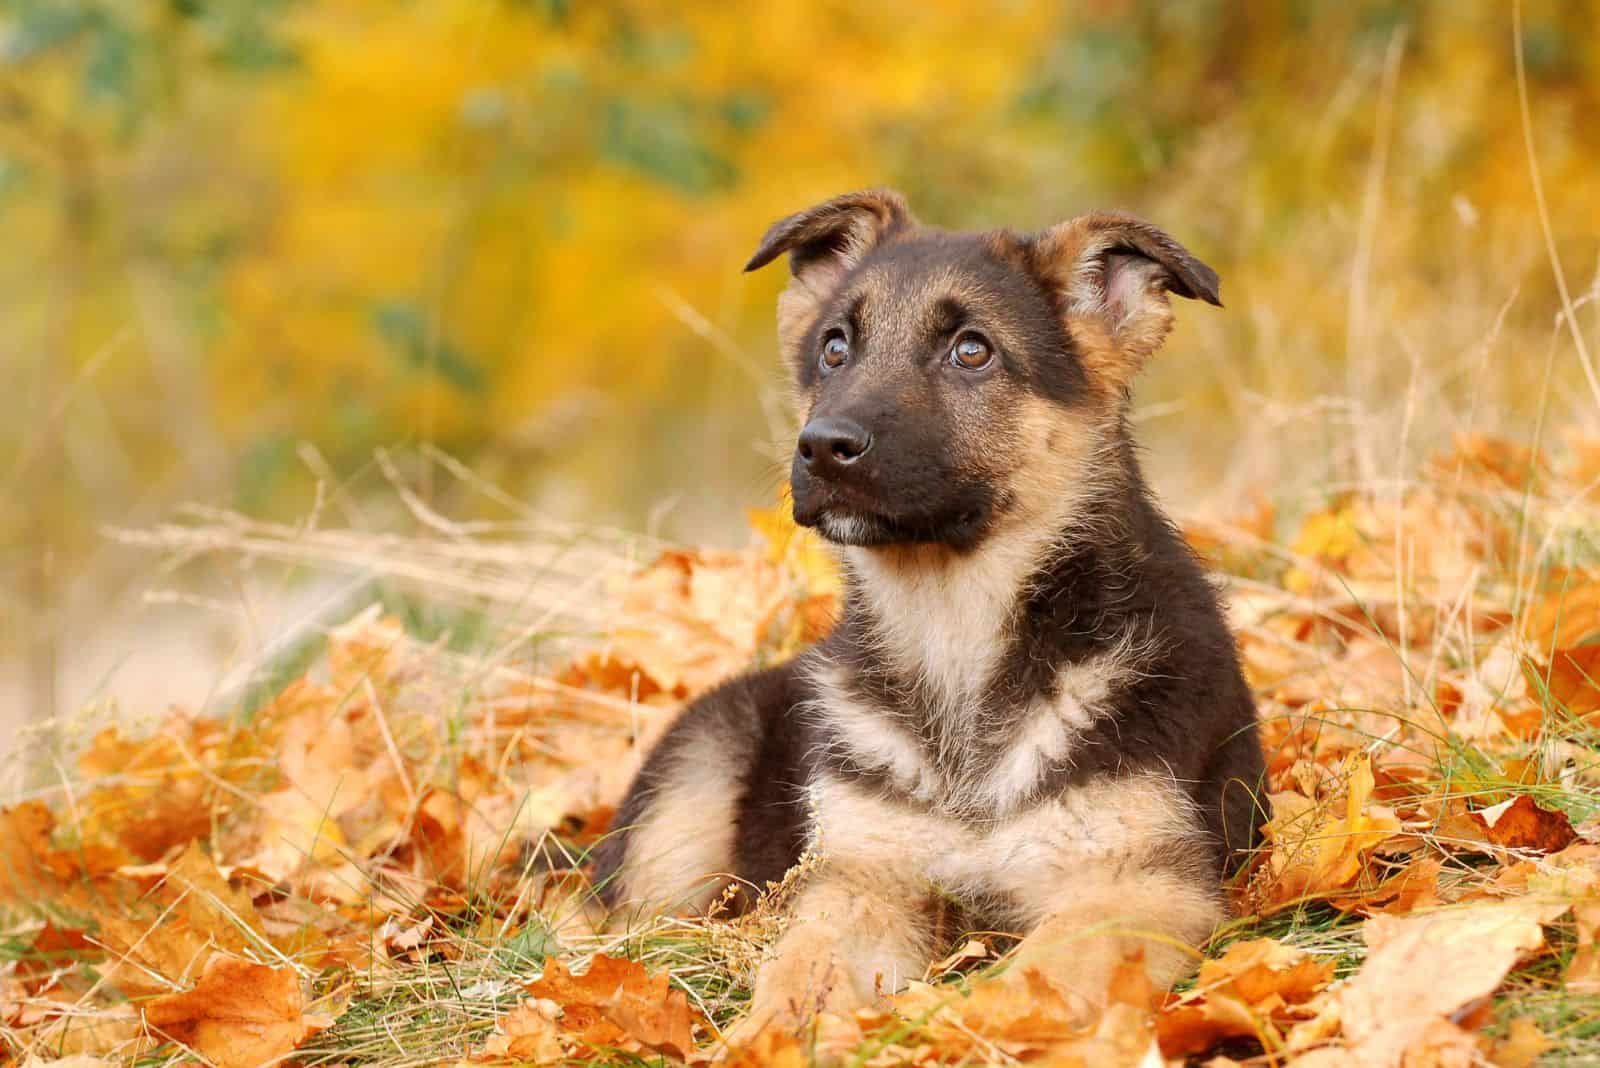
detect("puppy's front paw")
[717,1004,864,1064]
[717,955,861,1056]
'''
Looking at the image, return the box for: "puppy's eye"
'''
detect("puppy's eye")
[820,333,850,370]
[950,335,993,371]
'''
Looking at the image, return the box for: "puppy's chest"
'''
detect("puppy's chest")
[810,651,1125,817]
[805,772,1200,925]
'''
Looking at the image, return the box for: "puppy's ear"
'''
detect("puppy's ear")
[746,189,914,356]
[1031,212,1220,392]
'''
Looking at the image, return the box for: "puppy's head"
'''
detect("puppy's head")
[746,189,1220,551]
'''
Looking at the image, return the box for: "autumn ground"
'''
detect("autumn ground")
[5,428,1600,1068]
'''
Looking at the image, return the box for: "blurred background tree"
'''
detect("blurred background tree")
[3,0,1597,723]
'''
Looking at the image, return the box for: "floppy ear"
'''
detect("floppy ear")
[1031,212,1221,391]
[745,189,914,356]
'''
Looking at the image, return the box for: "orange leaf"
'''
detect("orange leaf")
[143,954,331,1068]
[1481,795,1577,854]
[721,1027,810,1068]
[1156,995,1263,1059]
[1563,899,1600,994]
[1156,940,1333,1058]
[0,802,125,912]
[1521,575,1600,650]
[1485,1017,1552,1068]
[1546,645,1600,718]
[477,997,567,1062]
[1327,856,1441,915]
[527,955,700,1060]
[0,802,67,904]
[1197,939,1335,1008]
[77,722,227,863]
[1431,432,1543,491]
[94,843,268,997]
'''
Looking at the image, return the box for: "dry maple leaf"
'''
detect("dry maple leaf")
[1254,756,1402,912]
[719,1026,809,1068]
[1156,939,1334,1058]
[526,954,701,1060]
[93,842,270,997]
[142,954,332,1068]
[886,967,1158,1065]
[0,801,69,904]
[0,802,125,911]
[1325,855,1441,915]
[1520,573,1600,651]
[1540,645,1600,719]
[326,609,414,699]
[1293,899,1568,1067]
[242,699,367,882]
[245,787,353,885]
[17,1002,153,1061]
[1435,794,1577,856]
[477,997,567,1063]
[1428,432,1544,491]
[76,720,236,863]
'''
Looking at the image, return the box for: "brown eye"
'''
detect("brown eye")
[820,333,850,370]
[950,335,993,371]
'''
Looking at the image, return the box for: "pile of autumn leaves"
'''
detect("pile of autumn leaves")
[5,432,1600,1067]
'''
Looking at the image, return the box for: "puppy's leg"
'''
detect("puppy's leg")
[742,864,935,1035]
[593,664,808,919]
[1007,862,1221,1015]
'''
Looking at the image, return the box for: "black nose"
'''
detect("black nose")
[797,416,872,473]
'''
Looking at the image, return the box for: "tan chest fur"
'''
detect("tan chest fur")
[808,641,1142,816]
[804,771,1209,929]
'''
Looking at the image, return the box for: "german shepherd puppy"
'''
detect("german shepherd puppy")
[593,189,1265,1033]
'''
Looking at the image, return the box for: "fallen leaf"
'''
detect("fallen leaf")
[77,722,229,863]
[143,954,331,1068]
[1157,995,1265,1059]
[1309,899,1568,1067]
[1200,938,1335,1007]
[1431,433,1543,492]
[0,802,67,904]
[1157,939,1333,1058]
[890,969,1084,1055]
[1485,1017,1551,1068]
[25,1004,152,1060]
[1254,756,1402,911]
[477,997,566,1062]
[17,925,99,995]
[720,1026,808,1068]
[1543,645,1600,719]
[527,954,700,1060]
[94,843,269,996]
[1437,795,1577,856]
[0,803,124,911]
[1521,574,1600,651]
[886,968,1162,1065]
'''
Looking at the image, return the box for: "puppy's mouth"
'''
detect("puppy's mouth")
[793,496,991,552]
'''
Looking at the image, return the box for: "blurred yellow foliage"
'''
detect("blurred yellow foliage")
[3,1,1599,718]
